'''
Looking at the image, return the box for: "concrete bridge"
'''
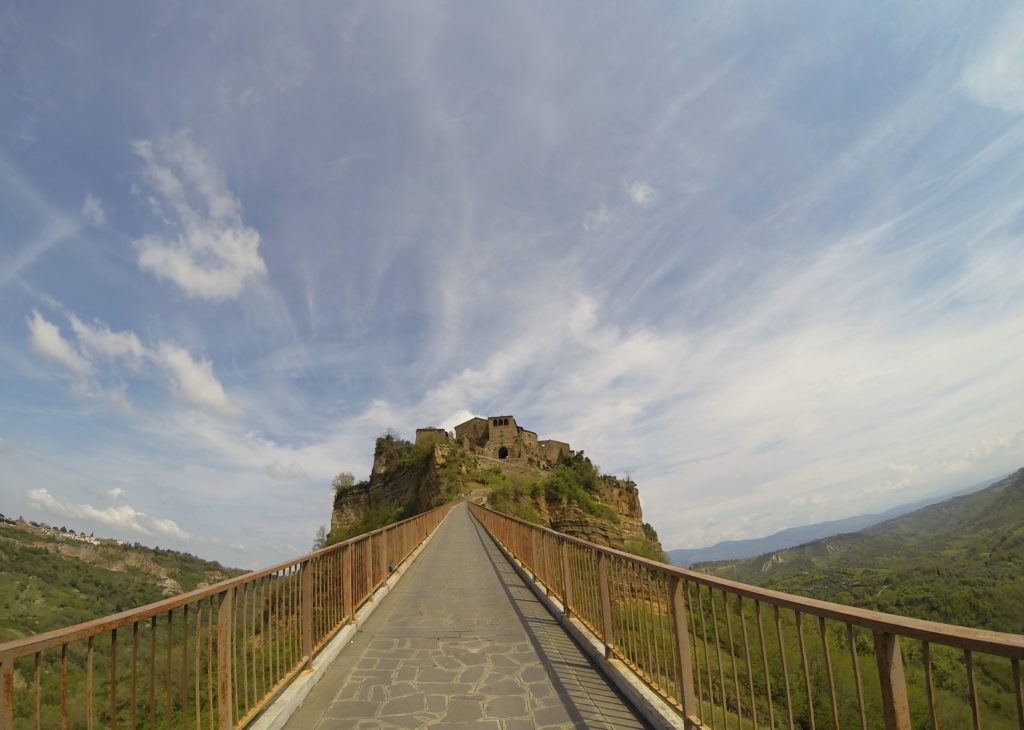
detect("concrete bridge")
[280,503,648,729]
[2,499,1024,729]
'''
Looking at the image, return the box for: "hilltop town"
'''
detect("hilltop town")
[330,415,665,560]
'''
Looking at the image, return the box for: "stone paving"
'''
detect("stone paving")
[283,503,650,729]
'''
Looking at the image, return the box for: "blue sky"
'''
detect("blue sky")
[2,2,1024,567]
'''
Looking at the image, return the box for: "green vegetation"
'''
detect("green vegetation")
[374,431,435,474]
[327,433,454,546]
[624,538,666,562]
[484,451,623,525]
[702,468,1024,634]
[679,468,1024,728]
[327,502,415,545]
[484,468,546,525]
[331,470,355,496]
[0,523,242,641]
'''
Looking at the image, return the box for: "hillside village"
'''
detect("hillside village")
[0,513,118,546]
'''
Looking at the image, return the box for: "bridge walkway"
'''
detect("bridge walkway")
[283,503,649,729]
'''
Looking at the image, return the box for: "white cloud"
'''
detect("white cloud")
[106,487,125,499]
[28,308,236,417]
[132,132,266,301]
[27,310,91,374]
[101,383,133,415]
[153,343,238,416]
[265,460,306,480]
[69,315,145,365]
[583,204,614,231]
[80,194,106,225]
[628,181,657,207]
[25,487,192,541]
[961,5,1024,114]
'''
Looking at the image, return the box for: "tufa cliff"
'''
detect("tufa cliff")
[328,416,664,560]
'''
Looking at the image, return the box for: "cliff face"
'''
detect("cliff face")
[544,477,652,551]
[330,437,446,537]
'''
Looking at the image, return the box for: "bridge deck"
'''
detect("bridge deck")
[284,503,649,729]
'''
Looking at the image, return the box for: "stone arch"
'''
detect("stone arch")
[497,446,509,459]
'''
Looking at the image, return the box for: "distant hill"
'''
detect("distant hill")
[668,474,1003,566]
[698,468,1024,633]
[0,519,243,642]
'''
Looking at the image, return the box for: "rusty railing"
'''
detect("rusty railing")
[0,502,455,729]
[469,503,1024,730]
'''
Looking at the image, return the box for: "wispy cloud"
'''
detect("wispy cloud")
[133,131,266,301]
[265,461,306,480]
[27,310,92,374]
[583,204,614,231]
[26,487,192,541]
[153,343,239,416]
[80,194,106,226]
[628,181,657,207]
[26,309,238,417]
[0,156,81,289]
[961,3,1024,114]
[69,315,145,365]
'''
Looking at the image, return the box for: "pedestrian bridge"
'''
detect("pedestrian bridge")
[2,502,1024,729]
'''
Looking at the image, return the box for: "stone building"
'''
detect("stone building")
[448,415,572,468]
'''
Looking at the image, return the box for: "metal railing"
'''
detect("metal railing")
[0,502,455,729]
[469,503,1024,730]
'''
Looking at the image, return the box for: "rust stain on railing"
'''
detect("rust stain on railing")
[468,503,1024,730]
[0,502,454,729]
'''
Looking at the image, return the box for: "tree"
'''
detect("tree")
[332,472,355,496]
[312,525,328,550]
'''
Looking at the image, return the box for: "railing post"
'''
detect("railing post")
[364,536,373,598]
[670,576,701,728]
[301,559,313,665]
[0,658,13,730]
[530,530,540,580]
[559,541,573,617]
[873,631,912,730]
[597,550,614,658]
[217,587,234,730]
[342,544,354,622]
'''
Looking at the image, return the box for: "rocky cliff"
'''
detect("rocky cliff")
[327,430,664,560]
[544,477,654,551]
[330,435,453,539]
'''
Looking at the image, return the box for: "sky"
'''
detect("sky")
[2,2,1024,568]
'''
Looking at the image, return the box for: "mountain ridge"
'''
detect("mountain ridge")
[697,467,1024,633]
[668,473,1005,566]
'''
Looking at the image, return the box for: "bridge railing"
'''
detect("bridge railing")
[0,502,455,730]
[469,503,1024,730]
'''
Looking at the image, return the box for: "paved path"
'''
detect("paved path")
[284,503,649,729]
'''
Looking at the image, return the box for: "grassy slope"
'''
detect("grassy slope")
[701,468,1024,633]
[0,524,243,642]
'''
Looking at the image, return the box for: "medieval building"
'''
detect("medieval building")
[415,415,572,469]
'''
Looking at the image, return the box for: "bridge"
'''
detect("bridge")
[2,502,1023,729]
